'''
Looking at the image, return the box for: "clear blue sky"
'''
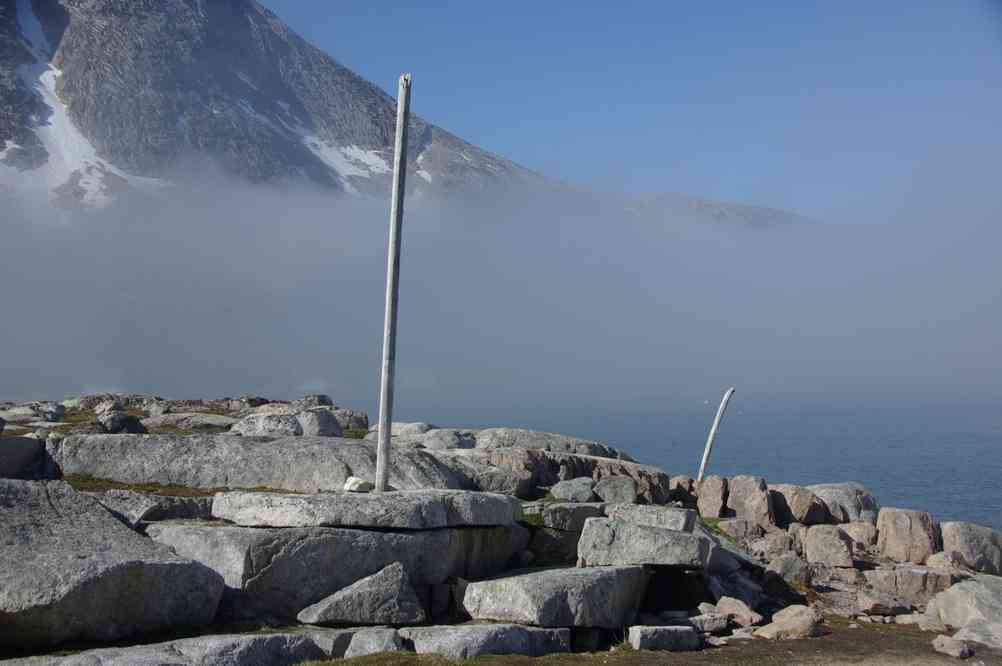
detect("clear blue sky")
[269,2,1000,219]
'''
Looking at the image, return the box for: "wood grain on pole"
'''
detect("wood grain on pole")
[696,387,736,483]
[375,73,412,492]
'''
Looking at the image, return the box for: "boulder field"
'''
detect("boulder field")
[2,392,1002,663]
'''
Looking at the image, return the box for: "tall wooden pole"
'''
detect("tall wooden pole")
[696,387,736,483]
[375,73,412,493]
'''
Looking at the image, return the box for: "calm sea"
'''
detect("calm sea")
[442,400,1002,531]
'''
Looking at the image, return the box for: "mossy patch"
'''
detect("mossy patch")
[63,474,298,497]
[343,427,368,440]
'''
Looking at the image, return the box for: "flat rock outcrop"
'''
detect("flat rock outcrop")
[940,521,1002,576]
[147,521,528,621]
[6,632,332,665]
[577,518,711,568]
[604,504,697,532]
[87,489,212,528]
[627,625,701,651]
[211,489,522,529]
[463,566,648,628]
[400,624,571,659]
[48,434,467,493]
[0,480,223,650]
[472,427,633,461]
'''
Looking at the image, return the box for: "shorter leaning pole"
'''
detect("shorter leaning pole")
[696,387,736,483]
[374,73,412,493]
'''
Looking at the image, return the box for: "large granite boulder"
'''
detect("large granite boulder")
[769,484,829,527]
[697,475,727,518]
[863,565,955,610]
[463,566,648,628]
[343,627,407,658]
[432,447,673,502]
[876,507,940,564]
[725,475,774,527]
[295,409,343,437]
[141,412,238,432]
[297,562,426,626]
[0,480,223,650]
[577,518,711,569]
[953,620,1002,650]
[231,413,303,436]
[9,632,333,665]
[48,434,467,493]
[803,524,854,567]
[211,489,522,529]
[753,605,824,639]
[400,625,571,659]
[840,522,878,550]
[924,575,1002,629]
[550,477,596,502]
[525,502,607,532]
[473,427,632,460]
[807,482,879,524]
[593,476,638,504]
[147,521,528,621]
[940,522,1002,576]
[331,408,369,431]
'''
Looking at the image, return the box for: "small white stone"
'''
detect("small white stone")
[343,476,374,492]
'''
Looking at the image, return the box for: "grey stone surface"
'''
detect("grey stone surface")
[747,531,794,562]
[877,507,940,564]
[49,434,467,493]
[697,475,727,518]
[807,482,880,524]
[627,625,700,651]
[474,427,632,460]
[97,410,146,434]
[344,627,407,658]
[716,596,764,627]
[529,527,584,565]
[231,413,303,436]
[433,447,673,503]
[141,412,238,431]
[577,518,711,568]
[212,489,522,529]
[526,502,607,532]
[550,477,597,502]
[803,524,854,567]
[717,519,765,542]
[0,480,223,650]
[863,565,954,610]
[685,613,729,634]
[925,575,1002,629]
[840,521,878,550]
[9,632,332,665]
[953,620,1002,650]
[147,521,528,621]
[769,484,829,527]
[857,589,910,616]
[767,553,812,589]
[400,624,571,659]
[296,408,343,437]
[0,436,43,479]
[725,475,774,527]
[87,489,212,528]
[331,408,370,431]
[753,605,824,639]
[593,476,638,504]
[932,634,975,658]
[941,521,1002,576]
[343,476,375,492]
[297,562,426,626]
[605,504,697,532]
[463,566,648,628]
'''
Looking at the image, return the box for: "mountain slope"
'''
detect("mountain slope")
[0,0,809,227]
[0,0,535,205]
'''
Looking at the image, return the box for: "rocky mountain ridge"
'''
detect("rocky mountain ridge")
[1,0,809,227]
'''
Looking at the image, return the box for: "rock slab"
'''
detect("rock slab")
[577,518,711,568]
[940,521,1002,576]
[463,566,648,628]
[212,489,522,529]
[400,625,571,659]
[876,507,940,564]
[627,626,701,652]
[297,562,426,626]
[0,480,223,650]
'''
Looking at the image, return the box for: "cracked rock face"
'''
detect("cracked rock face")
[0,480,224,650]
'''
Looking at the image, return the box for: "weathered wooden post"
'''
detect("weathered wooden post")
[374,73,412,493]
[696,387,736,483]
